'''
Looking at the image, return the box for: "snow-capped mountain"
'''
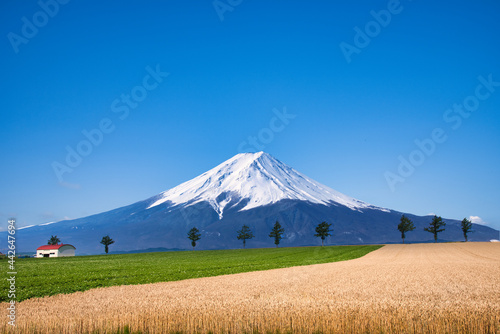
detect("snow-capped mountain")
[147,152,387,218]
[3,152,498,254]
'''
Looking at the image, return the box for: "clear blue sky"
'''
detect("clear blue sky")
[1,0,499,231]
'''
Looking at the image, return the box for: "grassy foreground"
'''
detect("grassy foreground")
[1,245,381,302]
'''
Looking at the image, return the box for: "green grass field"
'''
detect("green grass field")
[1,245,381,302]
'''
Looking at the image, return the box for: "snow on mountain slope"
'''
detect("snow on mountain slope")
[148,152,389,218]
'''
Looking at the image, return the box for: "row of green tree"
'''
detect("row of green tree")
[398,215,473,243]
[187,221,333,250]
[187,215,474,250]
[46,215,474,254]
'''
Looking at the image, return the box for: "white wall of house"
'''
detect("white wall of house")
[37,245,75,257]
[37,250,57,258]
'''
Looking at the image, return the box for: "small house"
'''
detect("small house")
[36,244,76,258]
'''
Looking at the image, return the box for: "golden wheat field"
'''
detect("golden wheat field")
[3,242,500,334]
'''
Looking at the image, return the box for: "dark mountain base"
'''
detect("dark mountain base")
[4,200,498,255]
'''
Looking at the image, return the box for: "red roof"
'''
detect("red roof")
[37,244,75,250]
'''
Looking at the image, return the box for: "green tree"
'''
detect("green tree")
[100,235,115,254]
[187,227,201,250]
[424,215,446,243]
[397,215,415,244]
[461,218,473,242]
[48,235,60,245]
[237,225,254,248]
[314,221,332,246]
[269,221,285,247]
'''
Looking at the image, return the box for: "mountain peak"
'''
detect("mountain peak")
[147,152,387,218]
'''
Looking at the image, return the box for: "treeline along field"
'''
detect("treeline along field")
[0,245,381,302]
